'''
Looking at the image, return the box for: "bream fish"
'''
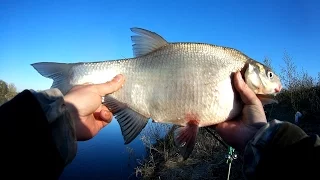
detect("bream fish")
[31,27,282,159]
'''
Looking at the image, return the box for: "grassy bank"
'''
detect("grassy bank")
[135,124,245,180]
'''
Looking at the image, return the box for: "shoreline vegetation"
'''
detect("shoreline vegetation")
[133,52,320,180]
[134,123,246,180]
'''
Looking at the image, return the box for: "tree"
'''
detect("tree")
[5,83,18,101]
[263,56,273,70]
[280,51,299,90]
[318,72,320,86]
[0,80,9,105]
[0,80,19,105]
[278,51,320,114]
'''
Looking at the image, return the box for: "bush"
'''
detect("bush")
[276,52,320,116]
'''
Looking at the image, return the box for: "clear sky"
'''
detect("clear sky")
[1,0,319,92]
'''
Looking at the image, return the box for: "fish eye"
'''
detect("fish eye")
[267,71,274,79]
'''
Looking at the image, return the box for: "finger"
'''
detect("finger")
[95,74,125,96]
[82,82,93,85]
[99,109,113,123]
[93,105,112,121]
[234,72,261,106]
[71,82,93,89]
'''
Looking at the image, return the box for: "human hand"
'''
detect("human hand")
[64,74,125,141]
[216,71,267,152]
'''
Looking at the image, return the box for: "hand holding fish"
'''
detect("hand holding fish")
[64,74,125,141]
[216,71,267,152]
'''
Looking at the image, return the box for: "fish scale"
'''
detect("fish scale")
[31,27,282,160]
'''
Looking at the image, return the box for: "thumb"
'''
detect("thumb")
[234,72,261,106]
[95,74,125,96]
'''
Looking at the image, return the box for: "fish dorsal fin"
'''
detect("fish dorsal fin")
[130,27,168,57]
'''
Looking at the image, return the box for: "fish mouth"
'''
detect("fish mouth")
[256,94,277,99]
[256,94,279,104]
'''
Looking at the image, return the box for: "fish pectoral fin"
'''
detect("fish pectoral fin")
[103,95,149,145]
[130,27,168,57]
[173,121,199,160]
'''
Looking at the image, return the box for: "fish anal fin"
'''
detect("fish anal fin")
[174,114,200,160]
[130,27,168,57]
[103,95,149,144]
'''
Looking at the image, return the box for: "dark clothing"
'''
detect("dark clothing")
[0,89,76,179]
[0,90,65,179]
[0,89,319,179]
[244,120,320,180]
[257,123,319,180]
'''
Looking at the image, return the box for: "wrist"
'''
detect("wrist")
[242,119,283,180]
[30,88,66,123]
[239,122,267,152]
[31,88,78,165]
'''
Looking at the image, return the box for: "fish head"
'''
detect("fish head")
[244,62,282,105]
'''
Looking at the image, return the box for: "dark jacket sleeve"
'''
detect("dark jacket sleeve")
[0,89,77,179]
[243,119,320,180]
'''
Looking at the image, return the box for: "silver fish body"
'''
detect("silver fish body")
[32,28,282,159]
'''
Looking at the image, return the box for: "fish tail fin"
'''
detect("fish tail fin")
[31,62,73,94]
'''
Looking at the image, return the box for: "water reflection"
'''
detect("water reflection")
[59,118,147,180]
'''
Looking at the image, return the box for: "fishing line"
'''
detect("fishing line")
[204,127,239,180]
[204,127,229,149]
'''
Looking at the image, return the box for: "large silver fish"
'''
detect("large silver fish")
[31,27,282,159]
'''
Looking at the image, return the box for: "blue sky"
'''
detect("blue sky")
[0,0,319,92]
